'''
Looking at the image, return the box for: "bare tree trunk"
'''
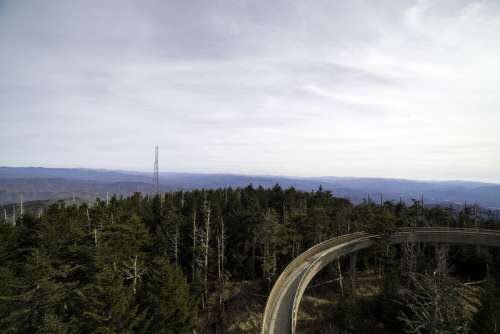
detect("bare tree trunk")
[349,253,357,294]
[94,227,98,247]
[337,258,344,296]
[404,242,417,283]
[203,201,211,309]
[169,223,179,265]
[272,247,277,284]
[86,207,91,232]
[251,232,256,279]
[217,216,226,320]
[435,244,448,278]
[430,276,438,334]
[474,204,481,254]
[174,225,179,264]
[132,256,138,294]
[192,209,197,282]
[160,194,163,217]
[123,255,146,294]
[20,196,23,218]
[282,202,287,224]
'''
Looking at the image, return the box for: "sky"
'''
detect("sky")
[1,0,499,182]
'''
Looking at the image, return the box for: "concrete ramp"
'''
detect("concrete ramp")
[261,228,500,334]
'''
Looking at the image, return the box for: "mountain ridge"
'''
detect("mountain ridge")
[1,167,499,209]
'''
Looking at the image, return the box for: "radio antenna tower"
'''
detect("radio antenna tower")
[153,146,159,195]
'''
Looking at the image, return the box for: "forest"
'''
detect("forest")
[1,185,500,333]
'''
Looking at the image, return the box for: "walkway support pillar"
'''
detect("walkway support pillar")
[349,252,357,293]
[434,243,448,278]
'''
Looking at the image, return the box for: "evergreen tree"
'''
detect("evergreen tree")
[77,264,140,334]
[137,257,195,334]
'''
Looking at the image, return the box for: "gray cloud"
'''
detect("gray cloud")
[1,0,499,182]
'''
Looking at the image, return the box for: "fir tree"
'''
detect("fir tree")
[137,256,195,334]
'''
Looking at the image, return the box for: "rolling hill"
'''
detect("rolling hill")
[1,167,499,209]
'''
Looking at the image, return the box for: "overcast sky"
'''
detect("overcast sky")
[1,0,499,181]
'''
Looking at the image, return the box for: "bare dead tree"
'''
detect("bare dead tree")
[402,219,418,283]
[321,322,347,334]
[251,230,257,279]
[291,231,301,260]
[337,258,344,296]
[85,207,91,231]
[435,244,448,279]
[153,146,159,195]
[397,272,474,334]
[94,227,98,247]
[282,202,287,225]
[160,194,164,217]
[259,209,279,290]
[403,241,417,283]
[216,215,226,313]
[12,204,16,226]
[199,199,211,309]
[85,206,99,247]
[192,208,197,282]
[20,196,23,218]
[123,255,147,294]
[168,221,180,265]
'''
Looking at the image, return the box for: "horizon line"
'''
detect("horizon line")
[1,165,499,185]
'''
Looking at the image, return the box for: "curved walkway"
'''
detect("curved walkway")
[261,228,500,334]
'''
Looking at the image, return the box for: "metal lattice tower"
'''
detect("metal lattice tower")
[153,146,159,195]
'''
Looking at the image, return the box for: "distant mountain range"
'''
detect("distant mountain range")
[1,167,499,209]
